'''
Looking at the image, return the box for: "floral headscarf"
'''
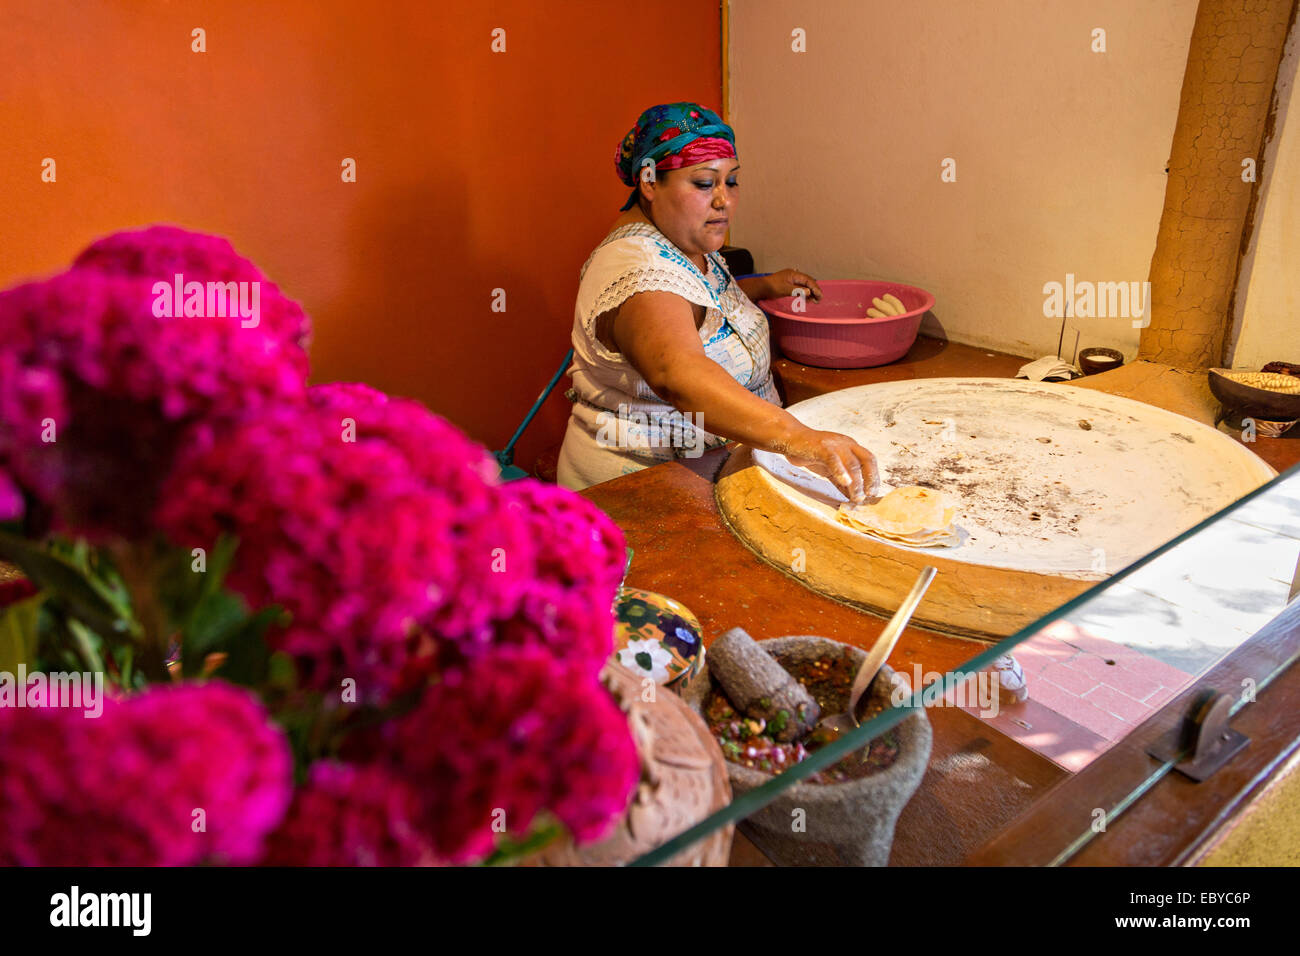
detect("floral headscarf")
[614,102,737,210]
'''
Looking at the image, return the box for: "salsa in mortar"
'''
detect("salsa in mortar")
[704,646,901,784]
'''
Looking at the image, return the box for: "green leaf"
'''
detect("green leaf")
[0,591,47,673]
[157,534,240,634]
[214,605,287,687]
[47,536,134,621]
[65,616,106,674]
[0,531,137,643]
[189,535,239,608]
[266,650,298,691]
[112,642,140,690]
[481,818,566,867]
[179,588,252,677]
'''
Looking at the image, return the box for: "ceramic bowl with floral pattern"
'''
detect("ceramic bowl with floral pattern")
[612,587,705,693]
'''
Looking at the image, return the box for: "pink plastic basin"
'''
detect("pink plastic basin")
[759,279,935,369]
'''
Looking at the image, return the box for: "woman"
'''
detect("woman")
[557,102,878,503]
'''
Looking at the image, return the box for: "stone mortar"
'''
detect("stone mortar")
[683,635,932,866]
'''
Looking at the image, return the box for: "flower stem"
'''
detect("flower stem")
[105,539,172,683]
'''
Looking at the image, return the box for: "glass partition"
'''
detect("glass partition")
[630,464,1300,866]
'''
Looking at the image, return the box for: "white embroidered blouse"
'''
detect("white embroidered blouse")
[563,221,781,469]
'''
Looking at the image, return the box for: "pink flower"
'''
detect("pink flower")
[0,263,306,538]
[0,468,23,522]
[156,402,453,701]
[158,384,626,700]
[260,762,438,866]
[306,382,500,494]
[435,480,625,674]
[0,681,293,866]
[501,480,626,598]
[71,224,312,355]
[158,389,532,701]
[379,649,638,863]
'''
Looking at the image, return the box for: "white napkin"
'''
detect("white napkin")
[1017,356,1081,381]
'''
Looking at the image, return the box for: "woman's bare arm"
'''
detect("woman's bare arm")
[737,269,822,305]
[611,290,877,501]
[736,275,772,302]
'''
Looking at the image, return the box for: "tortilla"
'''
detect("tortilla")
[837,486,959,548]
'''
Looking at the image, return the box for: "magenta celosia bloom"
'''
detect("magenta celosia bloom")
[381,649,639,863]
[435,480,626,674]
[72,224,312,355]
[306,383,503,532]
[260,761,438,866]
[0,468,24,522]
[501,480,627,599]
[156,398,483,701]
[157,384,627,700]
[306,382,498,485]
[486,581,619,678]
[0,264,306,537]
[0,227,642,869]
[0,681,292,866]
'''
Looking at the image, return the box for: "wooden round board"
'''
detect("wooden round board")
[716,378,1276,639]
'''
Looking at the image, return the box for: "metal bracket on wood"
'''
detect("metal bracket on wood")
[1147,689,1249,782]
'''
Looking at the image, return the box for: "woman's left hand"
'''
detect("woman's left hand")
[765,268,822,303]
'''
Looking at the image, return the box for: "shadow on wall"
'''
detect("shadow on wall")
[919,311,949,343]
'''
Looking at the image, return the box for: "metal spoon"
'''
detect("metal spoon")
[815,565,937,737]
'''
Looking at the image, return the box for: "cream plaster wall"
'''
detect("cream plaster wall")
[728,0,1199,361]
[1228,19,1299,371]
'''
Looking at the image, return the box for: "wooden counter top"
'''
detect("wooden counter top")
[578,336,1300,865]
[583,447,1067,866]
[775,337,1299,473]
[771,335,1029,406]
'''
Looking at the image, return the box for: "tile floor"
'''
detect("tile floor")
[953,469,1300,771]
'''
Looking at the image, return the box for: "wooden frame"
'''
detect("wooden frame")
[967,599,1300,866]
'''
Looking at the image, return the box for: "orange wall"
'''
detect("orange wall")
[1,0,723,470]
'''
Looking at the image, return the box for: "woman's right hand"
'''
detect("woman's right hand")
[776,427,880,504]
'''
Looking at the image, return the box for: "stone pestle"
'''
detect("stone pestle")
[708,627,820,742]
